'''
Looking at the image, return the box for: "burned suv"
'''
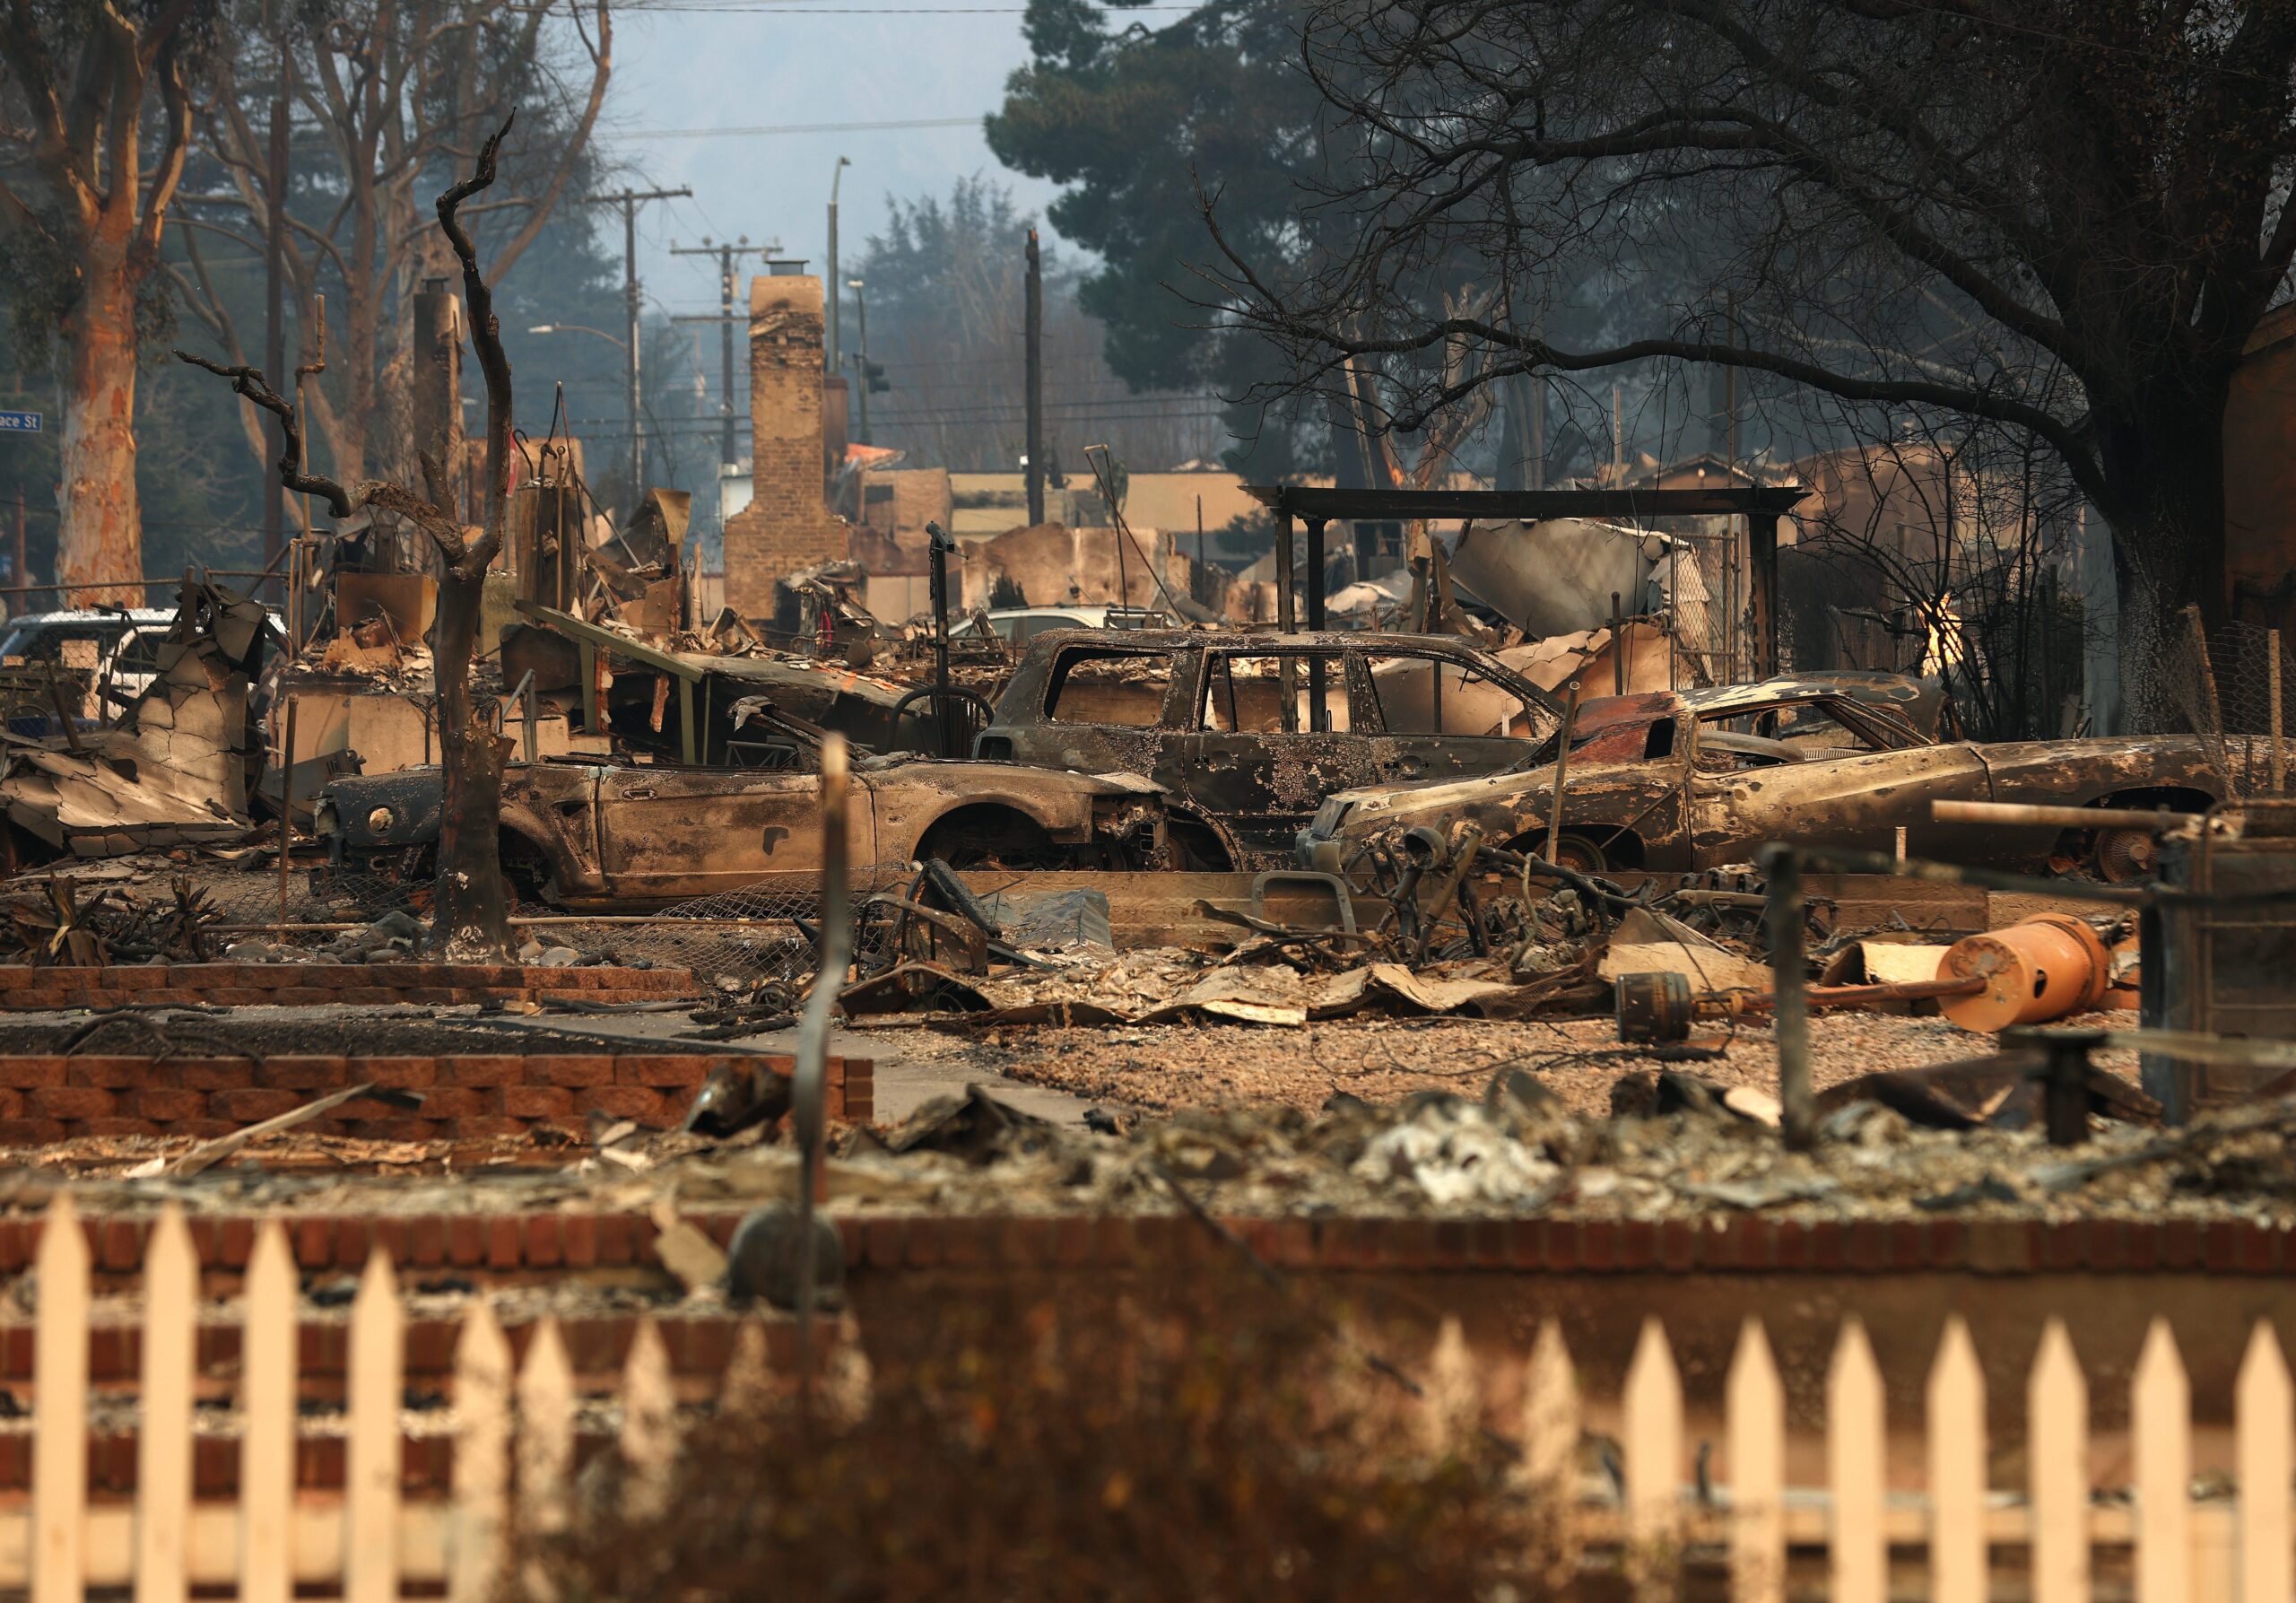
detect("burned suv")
[972,629,1564,867]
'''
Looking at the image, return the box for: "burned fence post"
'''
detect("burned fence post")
[1761,843,1814,1149]
[2039,1033,2094,1146]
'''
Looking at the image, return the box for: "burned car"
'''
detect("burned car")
[973,628,1566,867]
[319,753,1165,910]
[1298,681,2258,881]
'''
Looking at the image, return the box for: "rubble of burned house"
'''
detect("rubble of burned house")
[0,252,2275,1233]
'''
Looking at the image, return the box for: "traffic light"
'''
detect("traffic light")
[865,361,890,395]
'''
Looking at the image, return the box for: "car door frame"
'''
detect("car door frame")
[1175,643,1380,860]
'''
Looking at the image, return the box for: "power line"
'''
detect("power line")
[621,117,981,139]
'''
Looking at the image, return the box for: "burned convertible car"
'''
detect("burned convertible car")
[1299,680,2258,881]
[319,754,1165,910]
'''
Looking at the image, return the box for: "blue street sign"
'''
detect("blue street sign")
[0,412,40,433]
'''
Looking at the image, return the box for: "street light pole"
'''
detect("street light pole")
[826,156,850,379]
[578,185,692,519]
[847,277,871,446]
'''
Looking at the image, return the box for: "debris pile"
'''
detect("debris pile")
[0,581,274,856]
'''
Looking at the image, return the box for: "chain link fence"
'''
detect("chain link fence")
[1665,527,1748,687]
[2162,612,2294,797]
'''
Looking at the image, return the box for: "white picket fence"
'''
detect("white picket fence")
[13,1194,724,1601]
[10,1189,2296,1600]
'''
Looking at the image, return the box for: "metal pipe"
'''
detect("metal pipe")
[1930,799,2204,832]
[277,698,300,926]
[1543,680,1580,866]
[1761,843,1814,1149]
[794,731,850,1408]
[1610,589,1624,693]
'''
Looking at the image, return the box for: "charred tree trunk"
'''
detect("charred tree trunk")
[177,113,520,958]
[2094,379,2233,736]
[424,114,518,958]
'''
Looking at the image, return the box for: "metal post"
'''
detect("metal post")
[1544,680,1579,866]
[2272,627,2285,792]
[926,520,954,757]
[262,45,290,588]
[1275,510,1296,635]
[1761,843,1813,1149]
[1305,516,1327,729]
[1611,589,1624,693]
[12,491,24,604]
[1024,229,1044,527]
[1748,510,1780,679]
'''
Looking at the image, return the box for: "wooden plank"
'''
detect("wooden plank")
[620,1318,676,1520]
[1420,1317,1477,1455]
[2030,1317,2091,1603]
[1927,1314,1987,1601]
[517,1317,575,1540]
[1521,1318,1580,1581]
[2239,1321,2293,1603]
[344,1250,404,1603]
[239,1221,297,1603]
[32,1191,86,1603]
[1828,1317,1886,1603]
[1622,1316,1683,1581]
[134,1207,196,1603]
[1726,1316,1784,1603]
[722,1319,772,1422]
[2134,1318,2192,1603]
[450,1301,512,1603]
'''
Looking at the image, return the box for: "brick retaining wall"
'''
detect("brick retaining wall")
[0,1204,2281,1285]
[0,963,701,1011]
[0,1051,871,1144]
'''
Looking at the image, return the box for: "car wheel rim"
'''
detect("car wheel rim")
[2094,827,2158,883]
[1552,834,1607,875]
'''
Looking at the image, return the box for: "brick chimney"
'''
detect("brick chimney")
[722,274,848,619]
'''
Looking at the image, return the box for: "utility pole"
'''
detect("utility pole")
[846,278,872,446]
[1024,228,1044,526]
[262,39,291,583]
[579,185,691,518]
[826,156,850,378]
[669,237,768,472]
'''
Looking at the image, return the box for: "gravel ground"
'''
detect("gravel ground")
[857,1009,2144,1119]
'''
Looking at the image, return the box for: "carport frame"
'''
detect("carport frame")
[1244,484,1809,676]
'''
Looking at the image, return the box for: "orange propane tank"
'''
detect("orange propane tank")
[1938,913,2111,1033]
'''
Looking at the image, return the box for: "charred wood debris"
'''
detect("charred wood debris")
[0,391,2279,1194]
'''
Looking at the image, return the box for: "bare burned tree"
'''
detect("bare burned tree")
[1200,0,2296,730]
[177,113,518,957]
